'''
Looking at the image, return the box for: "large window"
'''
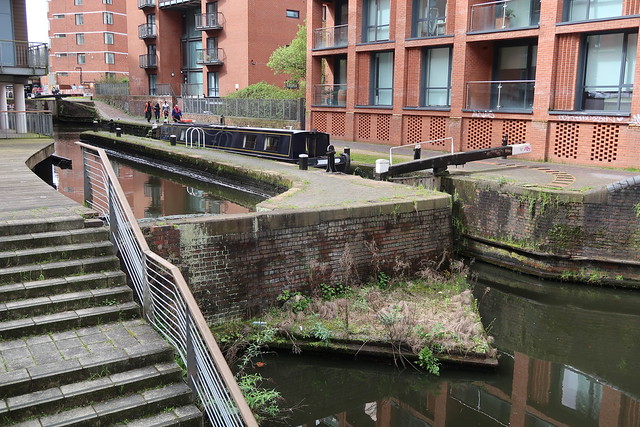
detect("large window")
[413,0,447,37]
[565,0,622,21]
[371,51,394,105]
[492,42,537,110]
[208,72,219,97]
[364,0,390,42]
[149,74,157,96]
[581,32,636,112]
[422,46,451,106]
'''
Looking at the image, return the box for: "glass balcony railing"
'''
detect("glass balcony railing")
[137,0,155,9]
[195,13,224,30]
[313,84,347,107]
[469,0,540,32]
[196,48,224,65]
[139,54,158,69]
[313,25,348,49]
[466,80,535,111]
[138,23,157,39]
[182,83,204,98]
[0,40,48,74]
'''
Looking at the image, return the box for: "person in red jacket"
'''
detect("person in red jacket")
[171,105,182,122]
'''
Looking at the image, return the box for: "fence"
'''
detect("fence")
[77,142,258,427]
[0,110,53,138]
[183,97,305,122]
[95,83,130,96]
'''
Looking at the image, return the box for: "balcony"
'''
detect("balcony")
[137,0,155,9]
[138,23,157,39]
[158,0,200,9]
[0,40,48,77]
[196,48,224,66]
[139,54,158,69]
[313,25,348,50]
[466,80,535,111]
[469,0,540,32]
[195,13,224,31]
[313,84,347,107]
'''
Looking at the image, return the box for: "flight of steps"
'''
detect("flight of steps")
[0,216,203,426]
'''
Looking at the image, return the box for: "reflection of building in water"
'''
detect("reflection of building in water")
[304,352,640,426]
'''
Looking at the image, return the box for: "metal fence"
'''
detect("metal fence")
[0,110,53,138]
[183,97,304,122]
[77,142,258,427]
[95,83,130,96]
[0,40,48,69]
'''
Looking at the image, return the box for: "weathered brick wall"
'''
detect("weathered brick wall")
[442,176,640,286]
[143,201,452,323]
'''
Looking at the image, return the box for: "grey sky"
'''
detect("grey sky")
[26,0,49,43]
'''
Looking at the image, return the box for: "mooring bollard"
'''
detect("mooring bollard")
[299,154,308,170]
[326,145,336,172]
[170,135,177,146]
[343,147,350,156]
[374,159,390,181]
[502,134,508,159]
[108,119,115,133]
[115,127,122,137]
[414,143,422,160]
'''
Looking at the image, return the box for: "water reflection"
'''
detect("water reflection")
[257,262,640,426]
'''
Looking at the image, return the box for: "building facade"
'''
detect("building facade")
[307,0,640,168]
[47,0,128,90]
[126,0,306,98]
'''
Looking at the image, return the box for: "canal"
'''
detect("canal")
[52,126,640,426]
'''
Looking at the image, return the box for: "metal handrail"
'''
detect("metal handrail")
[76,142,258,427]
[389,137,454,165]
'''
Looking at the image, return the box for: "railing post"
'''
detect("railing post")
[82,149,92,208]
[185,311,198,392]
[141,255,153,321]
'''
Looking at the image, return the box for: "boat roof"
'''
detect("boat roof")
[169,122,323,135]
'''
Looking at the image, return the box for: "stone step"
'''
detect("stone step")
[0,328,175,400]
[0,302,140,340]
[0,285,133,321]
[0,216,86,238]
[0,255,121,284]
[115,404,203,426]
[0,227,109,251]
[0,270,126,302]
[32,382,195,426]
[0,362,184,423]
[0,240,115,269]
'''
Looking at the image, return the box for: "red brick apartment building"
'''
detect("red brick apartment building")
[47,0,128,90]
[307,0,640,167]
[126,0,306,98]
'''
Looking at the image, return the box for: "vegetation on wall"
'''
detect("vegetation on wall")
[224,81,302,99]
[267,24,307,82]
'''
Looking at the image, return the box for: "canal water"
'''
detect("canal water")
[51,126,640,426]
[52,125,264,219]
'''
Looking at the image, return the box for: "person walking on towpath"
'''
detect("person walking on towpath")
[171,104,182,122]
[162,100,170,122]
[144,101,152,123]
[153,102,160,123]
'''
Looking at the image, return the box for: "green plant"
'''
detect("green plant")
[238,374,282,421]
[310,322,331,342]
[417,346,440,375]
[634,202,640,218]
[319,283,351,301]
[277,290,311,313]
[377,272,391,290]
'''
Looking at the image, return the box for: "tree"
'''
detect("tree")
[267,24,306,82]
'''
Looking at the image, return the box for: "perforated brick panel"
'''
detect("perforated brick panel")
[376,114,390,141]
[357,113,371,140]
[331,112,346,137]
[466,119,492,150]
[502,120,528,144]
[429,117,447,144]
[553,122,579,159]
[313,112,328,133]
[407,115,422,144]
[591,124,619,162]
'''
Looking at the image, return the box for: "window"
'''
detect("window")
[105,72,115,80]
[103,0,113,3]
[371,51,394,105]
[421,46,451,106]
[75,14,83,25]
[77,53,85,64]
[413,0,447,37]
[243,134,257,150]
[54,33,67,38]
[364,0,390,42]
[580,32,636,112]
[208,71,219,97]
[286,9,300,18]
[76,33,84,45]
[74,0,82,5]
[565,0,623,22]
[492,43,537,110]
[105,52,115,64]
[55,53,68,57]
[265,136,280,152]
[103,12,113,25]
[149,74,157,96]
[57,72,69,77]
[53,14,64,19]
[104,32,114,44]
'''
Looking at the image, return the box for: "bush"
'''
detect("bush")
[225,81,302,99]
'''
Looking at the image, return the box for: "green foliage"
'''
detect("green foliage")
[224,81,302,99]
[277,290,311,313]
[238,374,282,420]
[310,322,331,342]
[267,24,307,81]
[634,202,640,218]
[417,346,440,375]
[320,283,351,301]
[377,272,391,290]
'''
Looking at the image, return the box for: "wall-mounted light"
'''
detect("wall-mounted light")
[171,72,175,77]
[250,60,256,65]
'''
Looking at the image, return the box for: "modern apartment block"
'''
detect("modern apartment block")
[126,0,306,98]
[47,0,128,90]
[307,0,640,167]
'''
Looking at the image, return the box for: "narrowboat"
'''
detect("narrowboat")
[160,123,350,172]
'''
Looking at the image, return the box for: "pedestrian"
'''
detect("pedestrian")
[162,100,170,122]
[171,105,182,122]
[144,101,152,123]
[153,102,160,122]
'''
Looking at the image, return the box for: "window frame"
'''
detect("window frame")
[76,33,85,45]
[412,0,447,38]
[420,45,452,107]
[75,13,84,25]
[286,9,300,18]
[370,50,394,106]
[363,0,391,42]
[74,0,82,5]
[77,53,86,65]
[103,12,114,25]
[207,71,219,97]
[104,32,114,45]
[105,52,115,64]
[564,0,623,22]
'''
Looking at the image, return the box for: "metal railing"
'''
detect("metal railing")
[0,110,53,138]
[313,24,348,49]
[138,23,157,39]
[389,137,454,165]
[77,142,258,427]
[139,54,158,69]
[195,12,225,30]
[0,40,48,70]
[183,97,304,122]
[466,80,535,111]
[469,0,540,32]
[138,0,155,8]
[95,83,130,96]
[196,48,225,65]
[313,84,347,107]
